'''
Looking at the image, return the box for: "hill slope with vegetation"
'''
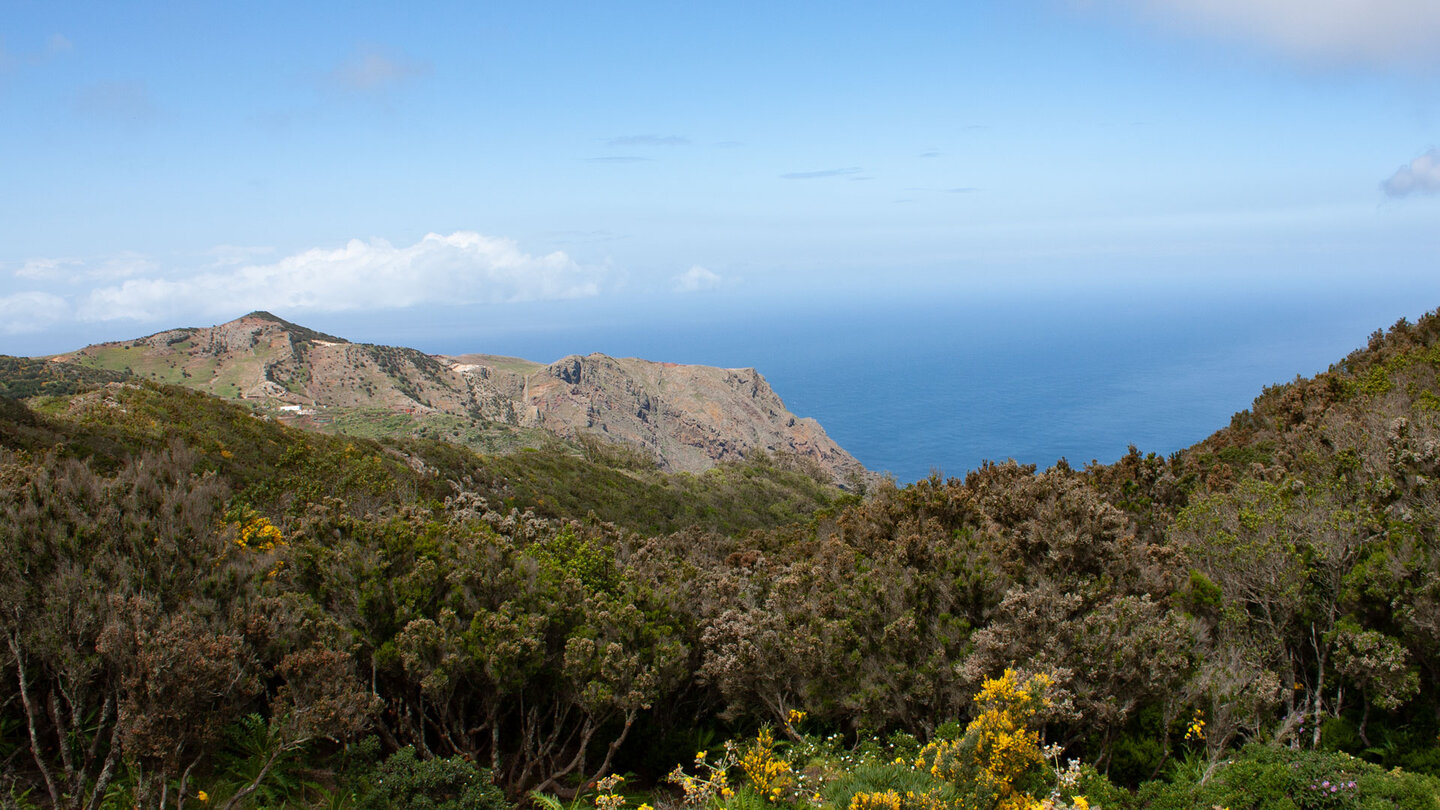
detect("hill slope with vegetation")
[49,311,872,487]
[4,309,1440,809]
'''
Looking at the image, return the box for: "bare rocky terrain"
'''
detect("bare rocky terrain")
[51,311,871,487]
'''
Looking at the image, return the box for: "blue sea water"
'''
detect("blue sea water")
[328,283,1440,484]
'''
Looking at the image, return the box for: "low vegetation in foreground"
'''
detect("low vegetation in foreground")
[4,310,1440,809]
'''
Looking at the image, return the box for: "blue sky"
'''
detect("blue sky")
[2,0,1439,355]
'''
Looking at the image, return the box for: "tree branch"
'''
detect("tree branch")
[7,633,61,809]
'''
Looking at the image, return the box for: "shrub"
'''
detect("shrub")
[356,746,508,810]
[823,762,957,810]
[1135,744,1440,810]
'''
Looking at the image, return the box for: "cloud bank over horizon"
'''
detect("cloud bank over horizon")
[1113,0,1440,67]
[2,232,602,334]
[0,292,70,335]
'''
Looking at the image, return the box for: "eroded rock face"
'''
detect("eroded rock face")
[520,354,864,480]
[53,312,871,486]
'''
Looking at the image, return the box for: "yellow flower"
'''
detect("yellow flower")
[1185,709,1206,741]
[638,804,654,810]
[849,790,902,810]
[1072,797,1089,810]
[196,791,209,803]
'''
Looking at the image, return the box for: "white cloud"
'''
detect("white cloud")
[672,265,723,293]
[15,257,83,281]
[1110,0,1440,67]
[0,292,70,334]
[74,231,600,323]
[1383,149,1440,196]
[206,245,275,267]
[14,252,155,283]
[91,253,158,281]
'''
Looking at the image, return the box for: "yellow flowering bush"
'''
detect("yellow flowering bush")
[786,709,808,736]
[662,670,1078,810]
[900,790,961,810]
[667,744,738,808]
[908,670,1055,810]
[1184,709,1206,742]
[741,727,795,802]
[914,737,967,785]
[231,504,284,551]
[849,790,903,810]
[966,670,1052,810]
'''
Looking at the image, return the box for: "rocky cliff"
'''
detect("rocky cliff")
[52,312,870,486]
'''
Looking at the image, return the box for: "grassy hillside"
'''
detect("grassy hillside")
[1,374,851,536]
[305,406,559,455]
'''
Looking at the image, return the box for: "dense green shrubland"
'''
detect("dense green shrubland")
[3,309,1440,808]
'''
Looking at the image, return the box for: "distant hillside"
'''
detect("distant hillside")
[49,311,873,488]
[0,355,130,399]
[0,377,854,536]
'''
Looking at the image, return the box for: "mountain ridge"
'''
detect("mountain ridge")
[47,311,872,487]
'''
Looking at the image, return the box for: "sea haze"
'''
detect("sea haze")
[317,284,1437,484]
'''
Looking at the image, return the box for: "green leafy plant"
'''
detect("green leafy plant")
[354,746,506,810]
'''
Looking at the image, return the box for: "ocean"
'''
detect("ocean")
[339,283,1439,484]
